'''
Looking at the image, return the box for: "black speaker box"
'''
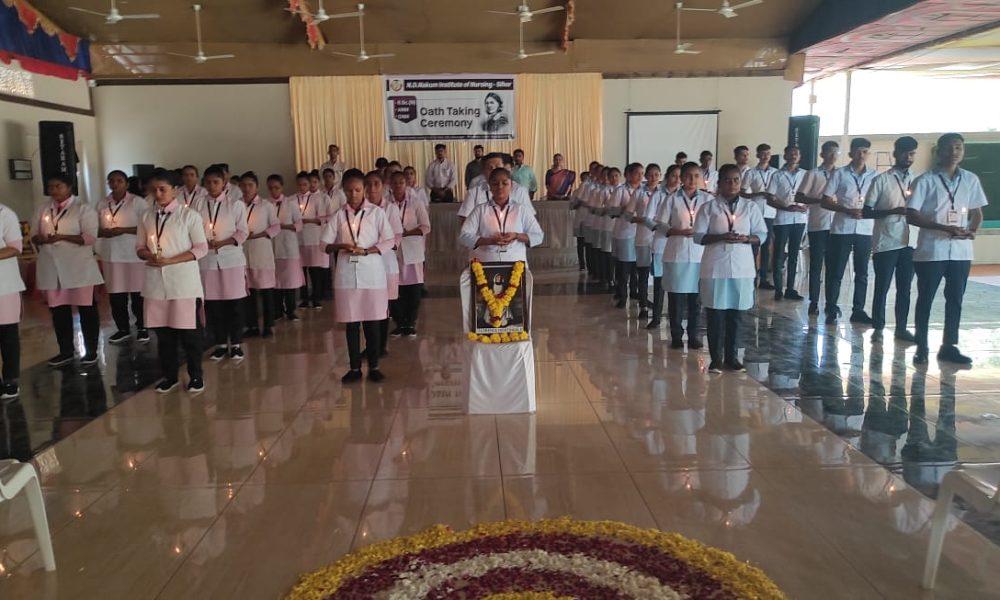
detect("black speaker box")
[38,121,77,195]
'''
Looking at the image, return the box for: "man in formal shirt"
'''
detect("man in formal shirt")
[675,152,688,167]
[734,145,752,181]
[766,145,808,301]
[907,133,987,366]
[465,145,484,188]
[742,144,778,289]
[699,150,718,194]
[822,137,877,325]
[511,149,539,200]
[796,141,840,315]
[318,144,345,188]
[425,143,457,203]
[863,136,918,342]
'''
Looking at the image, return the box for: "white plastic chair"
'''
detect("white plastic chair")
[0,460,56,571]
[923,465,1000,589]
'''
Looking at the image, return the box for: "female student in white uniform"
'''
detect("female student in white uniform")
[635,163,661,320]
[459,167,545,264]
[388,171,431,336]
[570,170,592,271]
[177,164,207,211]
[645,164,679,329]
[297,171,328,309]
[583,164,604,281]
[240,171,280,338]
[0,201,25,398]
[321,169,396,383]
[98,169,149,344]
[403,166,430,208]
[694,164,768,373]
[136,169,208,394]
[600,167,623,291]
[32,174,104,367]
[199,166,249,362]
[659,163,712,350]
[612,163,645,309]
[267,174,304,321]
[362,172,402,356]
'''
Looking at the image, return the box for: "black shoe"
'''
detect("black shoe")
[420,287,429,298]
[724,359,745,372]
[1,382,19,399]
[670,339,684,349]
[390,327,405,337]
[186,378,205,394]
[230,346,246,363]
[311,301,322,310]
[615,300,626,309]
[244,327,261,338]
[286,313,300,322]
[937,345,973,366]
[368,369,386,383]
[774,290,783,301]
[913,349,929,366]
[708,361,723,374]
[895,330,917,344]
[825,313,838,325]
[758,280,775,290]
[108,330,131,345]
[80,353,98,366]
[209,346,228,361]
[298,300,310,309]
[136,329,151,343]
[638,308,649,319]
[849,311,874,326]
[155,379,179,393]
[808,302,819,316]
[262,329,274,338]
[47,353,74,367]
[341,369,363,383]
[404,328,417,338]
[785,290,804,301]
[646,319,660,329]
[688,339,704,350]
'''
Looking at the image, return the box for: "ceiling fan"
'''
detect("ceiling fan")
[166,5,235,64]
[286,0,361,24]
[503,19,555,60]
[681,0,763,19]
[488,2,565,23]
[674,2,701,55]
[68,0,159,24]
[329,4,394,62]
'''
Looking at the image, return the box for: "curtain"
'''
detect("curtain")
[289,73,602,198]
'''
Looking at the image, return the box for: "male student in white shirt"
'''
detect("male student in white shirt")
[699,150,718,194]
[766,145,808,301]
[795,141,840,315]
[742,143,779,289]
[318,143,345,188]
[425,143,457,203]
[863,136,918,342]
[907,133,987,366]
[822,137,877,325]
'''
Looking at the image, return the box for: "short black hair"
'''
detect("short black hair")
[296,171,310,180]
[681,161,701,176]
[718,163,741,180]
[375,157,389,168]
[267,174,284,185]
[734,145,749,154]
[756,143,771,153]
[204,165,226,180]
[700,150,713,158]
[240,171,258,184]
[820,140,839,153]
[47,173,75,187]
[107,169,128,180]
[341,168,365,186]
[850,138,872,152]
[434,143,446,151]
[894,136,918,154]
[148,168,176,187]
[675,152,688,160]
[936,132,964,150]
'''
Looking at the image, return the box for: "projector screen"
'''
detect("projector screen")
[626,112,719,168]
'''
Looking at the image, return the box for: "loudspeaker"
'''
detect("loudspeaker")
[788,115,820,170]
[38,121,77,195]
[132,164,155,181]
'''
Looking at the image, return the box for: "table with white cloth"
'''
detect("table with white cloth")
[459,268,536,415]
[427,201,575,273]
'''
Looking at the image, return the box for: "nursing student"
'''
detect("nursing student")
[459,168,544,265]
[658,163,711,350]
[0,200,25,398]
[694,164,768,373]
[177,164,207,211]
[98,169,150,344]
[612,163,645,309]
[632,163,661,319]
[583,162,604,281]
[295,171,327,309]
[363,173,402,354]
[322,169,395,383]
[741,144,778,290]
[389,171,430,337]
[403,166,431,208]
[863,136,918,342]
[822,137,877,326]
[32,174,104,367]
[240,171,280,337]
[765,146,808,301]
[137,169,208,394]
[569,171,592,271]
[644,163,677,329]
[795,140,839,315]
[600,167,623,291]
[267,174,304,321]
[199,166,249,362]
[907,133,987,366]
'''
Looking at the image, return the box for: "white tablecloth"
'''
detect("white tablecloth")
[462,340,537,414]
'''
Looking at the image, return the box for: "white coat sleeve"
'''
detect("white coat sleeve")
[522,208,544,248]
[458,206,483,250]
[749,204,767,244]
[693,203,710,245]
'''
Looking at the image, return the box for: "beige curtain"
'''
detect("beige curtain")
[289,73,602,198]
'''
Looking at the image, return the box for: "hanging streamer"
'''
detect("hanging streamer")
[0,0,90,79]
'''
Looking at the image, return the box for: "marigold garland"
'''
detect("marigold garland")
[286,518,786,600]
[469,259,529,343]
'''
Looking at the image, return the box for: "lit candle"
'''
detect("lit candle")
[43,213,51,236]
[150,234,160,258]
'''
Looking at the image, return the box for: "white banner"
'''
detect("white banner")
[383,74,515,142]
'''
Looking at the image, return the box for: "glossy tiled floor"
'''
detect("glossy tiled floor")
[2,268,1000,599]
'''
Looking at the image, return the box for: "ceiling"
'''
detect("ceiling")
[29,0,822,78]
[863,24,1000,78]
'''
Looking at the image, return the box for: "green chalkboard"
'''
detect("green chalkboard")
[963,143,1000,228]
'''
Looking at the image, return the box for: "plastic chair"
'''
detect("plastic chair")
[923,465,1000,589]
[0,460,56,571]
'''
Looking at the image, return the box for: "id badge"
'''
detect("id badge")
[498,246,508,254]
[349,255,360,264]
[946,210,960,226]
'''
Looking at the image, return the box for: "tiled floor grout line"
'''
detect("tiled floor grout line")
[494,415,507,520]
[346,403,400,551]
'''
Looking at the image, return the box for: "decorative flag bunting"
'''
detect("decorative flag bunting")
[0,0,90,80]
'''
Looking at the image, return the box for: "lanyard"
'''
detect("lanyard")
[207,198,224,231]
[108,197,127,221]
[892,171,910,202]
[155,210,170,248]
[936,172,961,209]
[183,188,198,206]
[49,203,71,233]
[298,194,310,215]
[347,208,366,246]
[679,191,697,224]
[491,203,510,234]
[756,168,772,190]
[780,170,798,193]
[247,202,257,229]
[723,199,738,232]
[400,200,408,227]
[273,198,283,220]
[849,168,867,197]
